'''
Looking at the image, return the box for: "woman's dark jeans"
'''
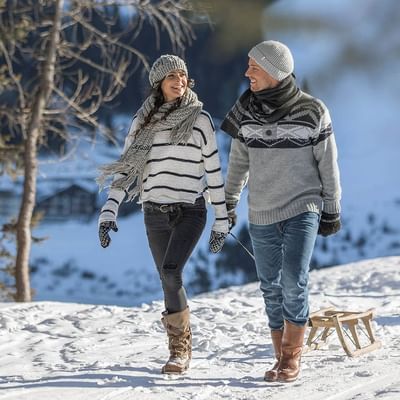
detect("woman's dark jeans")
[143,197,207,313]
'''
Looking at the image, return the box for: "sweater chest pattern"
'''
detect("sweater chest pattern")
[237,95,333,149]
[239,120,332,149]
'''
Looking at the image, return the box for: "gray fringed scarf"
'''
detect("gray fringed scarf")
[97,89,202,201]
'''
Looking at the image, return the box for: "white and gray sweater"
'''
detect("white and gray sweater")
[225,94,341,225]
[100,111,229,233]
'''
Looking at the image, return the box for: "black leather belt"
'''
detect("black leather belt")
[143,197,204,213]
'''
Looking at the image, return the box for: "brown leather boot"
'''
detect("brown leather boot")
[277,320,307,383]
[264,329,283,382]
[161,307,192,374]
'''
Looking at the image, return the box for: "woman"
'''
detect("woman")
[97,55,229,374]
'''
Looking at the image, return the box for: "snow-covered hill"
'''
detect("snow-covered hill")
[0,256,399,399]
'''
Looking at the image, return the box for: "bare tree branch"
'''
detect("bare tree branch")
[0,41,27,136]
[70,13,150,69]
[1,0,200,301]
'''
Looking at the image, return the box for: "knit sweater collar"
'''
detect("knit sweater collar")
[221,75,304,138]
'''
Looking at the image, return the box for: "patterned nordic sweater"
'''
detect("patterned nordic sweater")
[224,93,341,225]
[100,111,229,233]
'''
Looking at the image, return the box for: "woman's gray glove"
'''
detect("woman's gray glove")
[99,221,118,248]
[209,230,228,253]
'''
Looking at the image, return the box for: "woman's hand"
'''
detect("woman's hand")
[99,221,118,248]
[209,230,228,253]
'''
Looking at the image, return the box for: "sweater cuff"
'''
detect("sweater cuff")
[225,194,240,206]
[98,189,125,226]
[323,200,341,214]
[212,219,229,234]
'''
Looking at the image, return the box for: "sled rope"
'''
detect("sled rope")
[229,232,255,261]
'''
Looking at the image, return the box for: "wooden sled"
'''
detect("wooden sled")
[304,307,382,357]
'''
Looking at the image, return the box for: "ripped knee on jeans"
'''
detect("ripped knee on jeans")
[162,263,182,290]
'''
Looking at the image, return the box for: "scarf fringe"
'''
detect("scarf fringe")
[170,106,202,145]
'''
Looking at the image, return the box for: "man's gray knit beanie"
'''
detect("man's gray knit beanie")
[248,40,294,81]
[149,54,188,87]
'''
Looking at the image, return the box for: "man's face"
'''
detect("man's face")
[245,57,280,92]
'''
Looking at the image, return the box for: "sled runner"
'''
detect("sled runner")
[304,307,382,357]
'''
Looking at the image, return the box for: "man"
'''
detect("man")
[221,40,341,383]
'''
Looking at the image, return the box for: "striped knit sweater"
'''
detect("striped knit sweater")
[100,111,229,233]
[225,93,341,225]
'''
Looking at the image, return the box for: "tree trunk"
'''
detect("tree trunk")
[15,0,64,302]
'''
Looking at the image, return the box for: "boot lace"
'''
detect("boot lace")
[169,331,191,359]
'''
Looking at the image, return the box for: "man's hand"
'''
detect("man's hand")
[226,202,237,231]
[99,221,118,248]
[318,212,341,237]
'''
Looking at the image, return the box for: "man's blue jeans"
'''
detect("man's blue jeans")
[249,212,319,330]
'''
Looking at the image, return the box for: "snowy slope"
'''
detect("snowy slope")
[0,257,399,399]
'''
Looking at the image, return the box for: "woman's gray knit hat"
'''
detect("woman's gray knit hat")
[248,40,294,81]
[149,54,188,87]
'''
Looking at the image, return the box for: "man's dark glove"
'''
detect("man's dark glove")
[99,221,118,248]
[209,230,228,253]
[318,212,341,237]
[226,202,237,231]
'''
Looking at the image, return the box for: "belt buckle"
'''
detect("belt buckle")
[159,204,170,213]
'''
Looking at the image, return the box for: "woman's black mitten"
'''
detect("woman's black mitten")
[99,221,118,248]
[209,230,228,253]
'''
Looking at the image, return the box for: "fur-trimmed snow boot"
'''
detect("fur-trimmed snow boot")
[161,307,192,374]
[264,329,283,382]
[277,320,307,383]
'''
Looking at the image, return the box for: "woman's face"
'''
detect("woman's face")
[161,69,188,102]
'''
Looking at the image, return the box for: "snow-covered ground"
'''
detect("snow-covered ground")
[0,256,399,399]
